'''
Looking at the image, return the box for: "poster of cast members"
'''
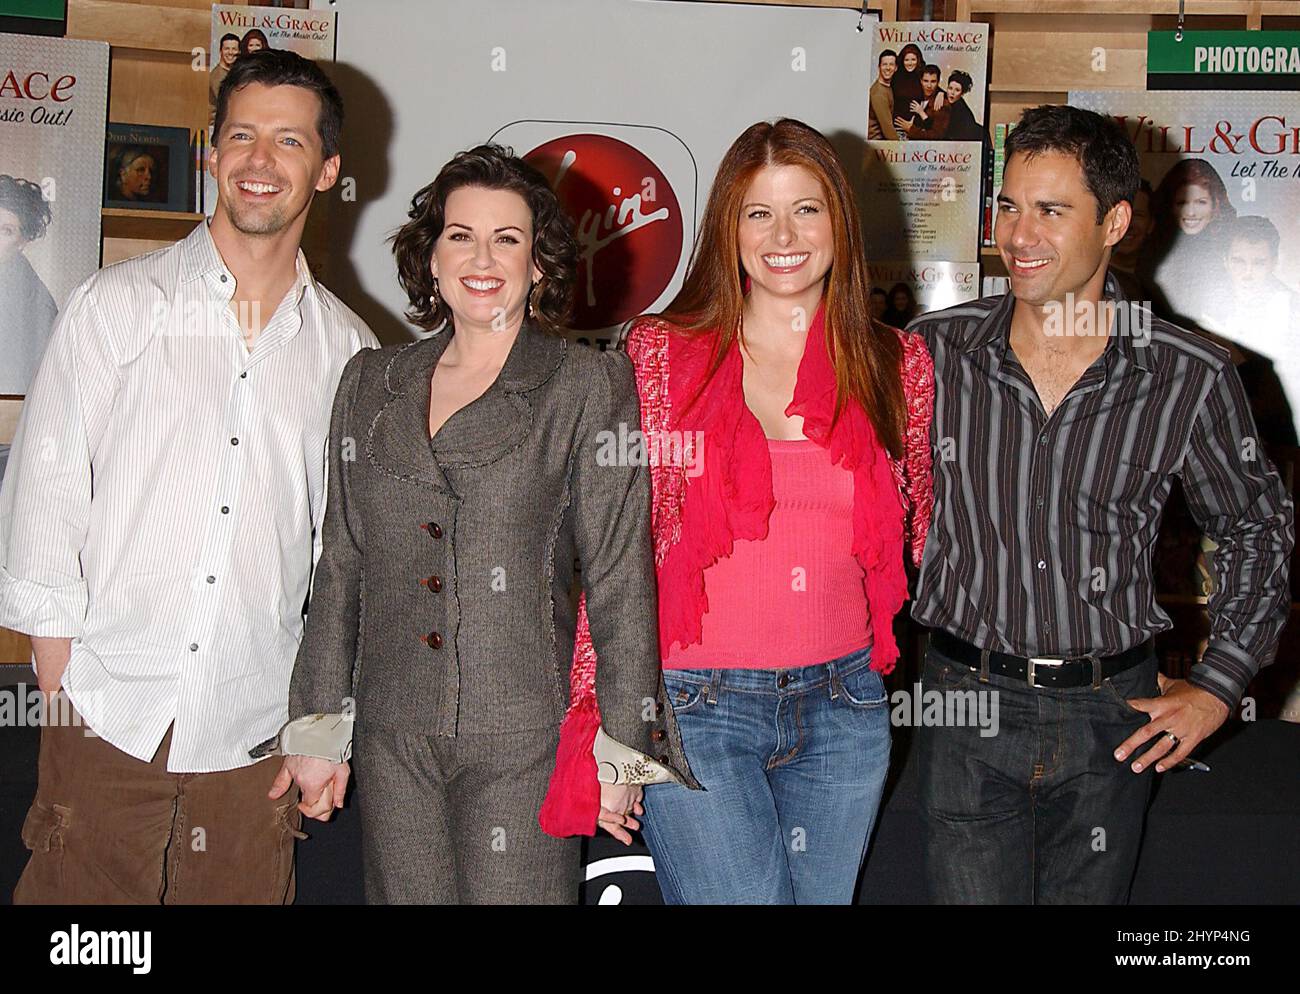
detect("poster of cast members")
[863,22,988,313]
[0,33,108,398]
[868,260,979,325]
[206,3,336,213]
[1072,90,1300,448]
[209,2,335,129]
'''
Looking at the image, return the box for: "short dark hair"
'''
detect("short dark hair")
[878,49,897,65]
[1004,104,1140,224]
[213,49,343,159]
[0,174,52,241]
[219,33,239,48]
[391,144,578,334]
[948,70,973,94]
[922,63,941,78]
[1227,215,1281,257]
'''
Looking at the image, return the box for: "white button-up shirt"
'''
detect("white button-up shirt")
[0,221,378,771]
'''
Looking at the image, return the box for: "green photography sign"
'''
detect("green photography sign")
[0,0,67,36]
[1149,30,1300,90]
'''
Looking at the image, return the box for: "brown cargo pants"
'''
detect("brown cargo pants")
[14,692,304,904]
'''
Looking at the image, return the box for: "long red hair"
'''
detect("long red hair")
[653,118,905,459]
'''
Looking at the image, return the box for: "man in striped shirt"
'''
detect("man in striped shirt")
[0,51,377,903]
[911,105,1293,904]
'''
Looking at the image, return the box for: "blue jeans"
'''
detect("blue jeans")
[917,639,1158,904]
[640,646,891,904]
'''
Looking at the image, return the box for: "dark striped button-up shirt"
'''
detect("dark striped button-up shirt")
[911,273,1294,709]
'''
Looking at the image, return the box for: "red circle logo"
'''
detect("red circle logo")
[524,134,683,331]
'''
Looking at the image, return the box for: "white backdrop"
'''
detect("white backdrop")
[327,0,876,346]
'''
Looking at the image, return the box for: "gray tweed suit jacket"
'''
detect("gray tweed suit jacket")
[288,320,696,785]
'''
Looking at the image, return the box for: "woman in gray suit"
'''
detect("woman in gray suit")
[273,145,696,903]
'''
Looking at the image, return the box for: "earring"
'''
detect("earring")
[429,277,441,310]
[528,280,539,318]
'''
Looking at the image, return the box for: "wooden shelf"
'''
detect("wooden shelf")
[102,207,204,242]
[0,630,30,667]
[963,0,1294,15]
[68,0,211,55]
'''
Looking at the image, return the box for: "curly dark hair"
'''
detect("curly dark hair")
[0,175,53,241]
[391,144,578,334]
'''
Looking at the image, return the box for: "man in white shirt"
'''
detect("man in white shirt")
[0,50,377,904]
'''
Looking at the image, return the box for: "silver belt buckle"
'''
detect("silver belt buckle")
[1026,656,1066,688]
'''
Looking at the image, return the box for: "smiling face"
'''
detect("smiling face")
[878,54,896,83]
[0,206,27,265]
[736,163,834,304]
[921,71,939,97]
[210,81,338,237]
[902,51,919,72]
[1174,182,1214,235]
[996,149,1128,308]
[220,39,240,68]
[429,185,542,335]
[245,37,265,54]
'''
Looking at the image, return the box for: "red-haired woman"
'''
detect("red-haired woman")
[1144,157,1236,327]
[541,119,933,903]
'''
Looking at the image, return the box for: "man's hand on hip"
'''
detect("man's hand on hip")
[1113,674,1231,774]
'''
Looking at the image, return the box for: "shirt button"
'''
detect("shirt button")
[651,729,667,743]
[424,575,442,592]
[230,437,239,446]
[1035,496,1045,508]
[220,505,230,514]
[220,274,228,283]
[1037,560,1047,570]
[423,631,443,649]
[240,372,247,379]
[189,643,198,652]
[422,522,443,539]
[206,575,215,584]
[777,672,790,688]
[1038,436,1048,446]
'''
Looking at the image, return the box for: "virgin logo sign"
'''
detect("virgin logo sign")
[524,134,683,331]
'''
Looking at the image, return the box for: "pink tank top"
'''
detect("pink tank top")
[664,437,873,670]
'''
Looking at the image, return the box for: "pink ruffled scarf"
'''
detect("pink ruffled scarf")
[658,303,907,670]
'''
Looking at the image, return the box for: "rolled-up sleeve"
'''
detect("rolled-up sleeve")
[569,351,659,755]
[288,347,370,722]
[1180,362,1295,710]
[0,285,119,639]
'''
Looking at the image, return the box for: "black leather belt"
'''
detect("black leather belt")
[930,630,1152,689]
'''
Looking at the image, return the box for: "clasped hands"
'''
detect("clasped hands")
[270,757,646,845]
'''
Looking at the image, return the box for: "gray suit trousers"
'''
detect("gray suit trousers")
[354,721,581,904]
